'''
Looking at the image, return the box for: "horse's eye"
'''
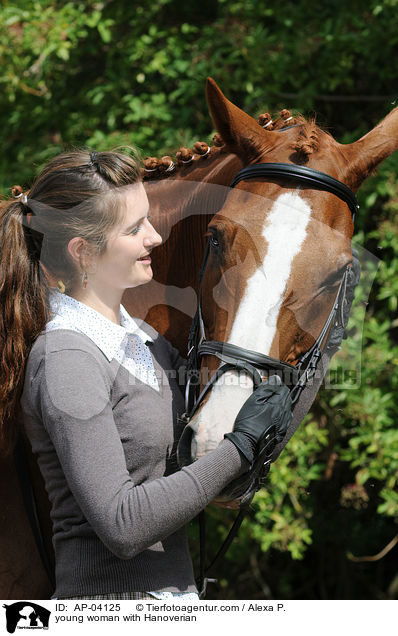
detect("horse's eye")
[206,229,220,249]
[323,265,349,288]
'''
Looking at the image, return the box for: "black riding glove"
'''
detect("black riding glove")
[224,377,292,466]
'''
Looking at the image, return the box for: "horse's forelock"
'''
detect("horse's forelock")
[290,120,321,160]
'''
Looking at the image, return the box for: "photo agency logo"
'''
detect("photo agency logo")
[2,602,51,633]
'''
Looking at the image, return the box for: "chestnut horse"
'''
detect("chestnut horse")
[128,79,398,477]
[1,78,397,599]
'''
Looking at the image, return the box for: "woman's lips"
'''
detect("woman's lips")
[137,255,151,262]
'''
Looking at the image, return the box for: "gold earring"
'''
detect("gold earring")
[57,280,66,294]
[81,271,88,289]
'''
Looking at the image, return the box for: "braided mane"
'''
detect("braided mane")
[142,108,314,180]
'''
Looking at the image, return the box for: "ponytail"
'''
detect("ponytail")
[0,196,49,456]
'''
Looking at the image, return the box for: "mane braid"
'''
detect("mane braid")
[142,107,316,180]
[257,108,306,131]
[143,140,226,181]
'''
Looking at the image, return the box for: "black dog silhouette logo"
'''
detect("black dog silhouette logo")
[2,602,50,633]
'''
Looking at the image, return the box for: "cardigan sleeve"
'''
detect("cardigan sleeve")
[28,346,247,560]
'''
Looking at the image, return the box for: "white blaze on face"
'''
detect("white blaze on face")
[191,192,312,459]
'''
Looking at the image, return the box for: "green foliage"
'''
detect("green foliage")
[1,0,398,186]
[1,0,397,599]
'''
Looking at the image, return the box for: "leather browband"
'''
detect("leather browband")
[229,162,359,219]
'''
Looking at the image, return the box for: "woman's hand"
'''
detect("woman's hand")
[224,377,292,466]
[220,377,293,503]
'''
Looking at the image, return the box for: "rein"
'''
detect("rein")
[178,162,358,597]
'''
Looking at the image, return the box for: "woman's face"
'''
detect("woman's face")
[91,183,162,293]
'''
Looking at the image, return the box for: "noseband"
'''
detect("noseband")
[179,162,358,454]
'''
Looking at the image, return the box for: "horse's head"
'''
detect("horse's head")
[182,79,398,471]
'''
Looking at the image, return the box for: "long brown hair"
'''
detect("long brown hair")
[0,148,142,456]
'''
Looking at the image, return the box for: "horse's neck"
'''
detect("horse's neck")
[147,150,242,227]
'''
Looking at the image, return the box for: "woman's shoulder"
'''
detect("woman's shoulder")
[31,328,105,357]
[24,328,113,398]
[22,329,114,420]
[26,329,108,380]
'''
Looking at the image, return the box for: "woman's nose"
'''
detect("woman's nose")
[144,219,162,247]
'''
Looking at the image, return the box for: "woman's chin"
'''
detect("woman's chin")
[142,264,153,280]
[129,267,153,287]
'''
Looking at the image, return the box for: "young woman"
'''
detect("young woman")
[0,149,292,600]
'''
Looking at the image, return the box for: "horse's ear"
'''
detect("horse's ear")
[206,77,277,161]
[343,105,398,190]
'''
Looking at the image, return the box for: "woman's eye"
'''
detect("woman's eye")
[130,216,151,235]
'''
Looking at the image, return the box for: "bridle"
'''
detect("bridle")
[177,161,359,597]
[179,162,358,442]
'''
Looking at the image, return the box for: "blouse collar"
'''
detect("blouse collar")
[47,288,154,362]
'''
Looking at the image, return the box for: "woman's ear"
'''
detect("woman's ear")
[67,237,95,271]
